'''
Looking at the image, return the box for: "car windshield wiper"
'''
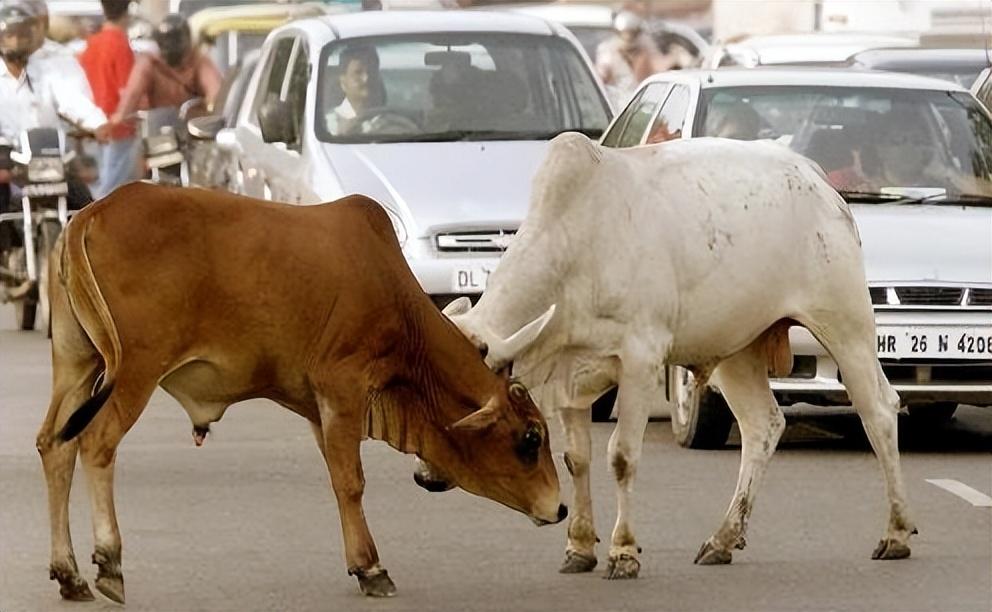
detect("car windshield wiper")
[360,127,604,143]
[838,190,992,207]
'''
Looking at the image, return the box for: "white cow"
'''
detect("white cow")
[435,133,916,578]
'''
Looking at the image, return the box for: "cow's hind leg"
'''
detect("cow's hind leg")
[38,372,99,601]
[37,268,100,602]
[315,394,395,597]
[77,370,158,604]
[695,339,785,565]
[801,311,916,559]
[558,405,598,573]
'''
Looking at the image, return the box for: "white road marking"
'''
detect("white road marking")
[926,479,992,507]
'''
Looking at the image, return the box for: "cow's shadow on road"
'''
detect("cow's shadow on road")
[729,405,992,453]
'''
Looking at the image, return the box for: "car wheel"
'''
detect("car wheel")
[670,366,733,449]
[907,402,958,425]
[591,387,617,422]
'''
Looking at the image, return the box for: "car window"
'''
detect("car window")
[285,40,310,149]
[614,83,671,148]
[314,33,611,144]
[976,69,992,111]
[696,85,992,199]
[646,84,691,144]
[250,36,295,129]
[601,82,669,148]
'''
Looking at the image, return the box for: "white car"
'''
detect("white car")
[194,10,612,308]
[599,68,992,447]
[704,32,917,69]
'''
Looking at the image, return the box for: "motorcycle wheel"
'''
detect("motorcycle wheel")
[14,297,37,331]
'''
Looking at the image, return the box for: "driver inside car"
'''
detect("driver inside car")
[326,44,386,136]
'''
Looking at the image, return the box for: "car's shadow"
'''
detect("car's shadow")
[731,404,992,453]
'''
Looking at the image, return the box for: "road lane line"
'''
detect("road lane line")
[926,479,992,507]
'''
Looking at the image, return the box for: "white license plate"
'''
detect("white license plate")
[22,182,68,197]
[452,266,493,293]
[876,326,992,358]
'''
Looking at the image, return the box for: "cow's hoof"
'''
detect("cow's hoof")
[95,574,125,604]
[734,535,747,550]
[694,540,732,565]
[357,569,397,598]
[51,564,95,602]
[872,538,911,560]
[559,550,597,574]
[55,575,95,601]
[604,554,640,580]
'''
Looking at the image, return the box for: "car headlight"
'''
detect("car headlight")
[27,157,65,183]
[384,207,407,248]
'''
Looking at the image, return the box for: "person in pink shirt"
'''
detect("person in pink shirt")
[79,0,137,198]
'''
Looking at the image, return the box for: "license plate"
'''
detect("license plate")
[876,326,992,358]
[452,266,493,293]
[21,182,68,197]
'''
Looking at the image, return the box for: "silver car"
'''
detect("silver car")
[599,68,992,447]
[197,10,611,308]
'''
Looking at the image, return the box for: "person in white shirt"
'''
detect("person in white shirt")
[326,44,384,136]
[23,0,95,100]
[0,0,109,217]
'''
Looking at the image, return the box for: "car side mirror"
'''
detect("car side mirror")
[258,98,297,144]
[187,114,226,141]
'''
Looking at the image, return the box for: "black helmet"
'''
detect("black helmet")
[0,1,41,64]
[153,13,191,68]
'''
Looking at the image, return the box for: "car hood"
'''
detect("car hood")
[321,141,550,238]
[852,204,992,284]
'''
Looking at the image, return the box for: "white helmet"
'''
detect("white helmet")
[613,10,644,34]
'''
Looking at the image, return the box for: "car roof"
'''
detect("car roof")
[647,67,972,92]
[300,9,559,41]
[849,47,992,70]
[721,32,918,65]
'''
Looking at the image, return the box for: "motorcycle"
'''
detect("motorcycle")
[139,97,205,186]
[0,127,74,332]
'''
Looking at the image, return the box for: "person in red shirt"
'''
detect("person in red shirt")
[79,0,137,198]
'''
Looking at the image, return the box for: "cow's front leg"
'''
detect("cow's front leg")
[558,405,598,573]
[605,350,665,580]
[317,404,395,597]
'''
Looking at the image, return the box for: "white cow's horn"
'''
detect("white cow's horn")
[486,304,556,370]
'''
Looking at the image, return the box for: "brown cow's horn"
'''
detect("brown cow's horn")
[449,399,499,432]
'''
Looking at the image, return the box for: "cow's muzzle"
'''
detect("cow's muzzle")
[413,460,454,493]
[532,504,568,527]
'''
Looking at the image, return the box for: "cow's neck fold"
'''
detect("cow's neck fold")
[362,300,497,457]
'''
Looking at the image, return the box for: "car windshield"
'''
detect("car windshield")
[315,33,611,144]
[697,86,992,200]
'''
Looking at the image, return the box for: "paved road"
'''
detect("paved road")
[2,314,990,612]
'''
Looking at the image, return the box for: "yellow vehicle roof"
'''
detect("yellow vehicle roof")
[190,3,329,42]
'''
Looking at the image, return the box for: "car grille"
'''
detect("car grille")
[894,286,964,306]
[970,288,992,306]
[869,285,992,308]
[435,230,516,253]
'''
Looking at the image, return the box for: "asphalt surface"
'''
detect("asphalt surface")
[2,311,990,612]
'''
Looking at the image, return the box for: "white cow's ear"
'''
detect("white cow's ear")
[448,399,499,432]
[442,296,472,317]
[492,304,556,365]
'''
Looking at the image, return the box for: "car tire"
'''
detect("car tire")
[670,366,734,449]
[907,402,958,425]
[591,387,617,422]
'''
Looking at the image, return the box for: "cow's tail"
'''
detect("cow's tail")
[57,213,122,442]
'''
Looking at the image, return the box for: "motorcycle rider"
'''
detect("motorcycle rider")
[111,13,222,126]
[0,0,110,222]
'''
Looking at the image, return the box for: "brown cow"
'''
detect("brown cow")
[35,182,565,603]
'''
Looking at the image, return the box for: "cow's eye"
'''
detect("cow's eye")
[515,425,542,464]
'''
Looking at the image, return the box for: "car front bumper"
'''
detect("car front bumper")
[771,312,992,406]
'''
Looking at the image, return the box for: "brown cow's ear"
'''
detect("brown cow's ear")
[449,401,500,432]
